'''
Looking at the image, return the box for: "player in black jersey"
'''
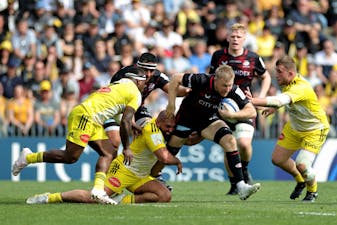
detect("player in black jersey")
[209,23,271,195]
[162,64,260,200]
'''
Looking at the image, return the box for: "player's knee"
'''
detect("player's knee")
[296,150,316,181]
[214,126,232,144]
[157,189,171,203]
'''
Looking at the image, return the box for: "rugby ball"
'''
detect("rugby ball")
[220,98,239,123]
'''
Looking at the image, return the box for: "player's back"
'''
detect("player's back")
[81,79,142,125]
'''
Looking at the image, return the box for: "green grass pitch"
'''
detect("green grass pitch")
[0,181,336,225]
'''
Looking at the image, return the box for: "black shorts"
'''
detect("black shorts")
[173,107,220,138]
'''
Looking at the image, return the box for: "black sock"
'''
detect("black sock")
[226,151,244,183]
[228,176,236,186]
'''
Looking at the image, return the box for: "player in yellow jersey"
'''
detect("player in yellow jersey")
[25,110,182,204]
[247,56,330,202]
[12,67,147,204]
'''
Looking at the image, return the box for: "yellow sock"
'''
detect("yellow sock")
[93,172,106,190]
[26,152,44,163]
[121,194,134,204]
[307,182,317,192]
[48,193,63,203]
[294,173,305,183]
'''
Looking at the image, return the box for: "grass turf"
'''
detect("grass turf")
[0,181,336,225]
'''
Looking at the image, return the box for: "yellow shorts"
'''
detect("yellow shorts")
[66,105,108,147]
[104,156,154,194]
[277,122,329,154]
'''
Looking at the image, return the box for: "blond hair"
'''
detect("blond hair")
[276,55,296,72]
[230,23,246,34]
[214,64,235,80]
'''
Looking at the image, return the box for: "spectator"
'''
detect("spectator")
[25,60,47,101]
[314,39,337,78]
[7,84,34,136]
[34,80,62,136]
[256,25,276,61]
[52,66,79,104]
[11,18,37,64]
[163,44,193,74]
[122,0,151,40]
[0,56,23,99]
[78,61,97,101]
[154,19,183,58]
[97,0,122,39]
[36,20,64,59]
[287,0,323,53]
[119,43,136,68]
[174,0,200,36]
[81,19,102,59]
[0,82,8,137]
[59,85,78,136]
[88,39,112,74]
[60,22,76,70]
[106,19,131,56]
[0,40,12,74]
[71,39,85,81]
[20,53,35,84]
[134,20,158,54]
[188,39,211,73]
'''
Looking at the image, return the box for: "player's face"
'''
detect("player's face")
[275,65,291,86]
[228,30,245,51]
[139,67,155,82]
[215,77,233,97]
[136,79,146,91]
[159,119,176,140]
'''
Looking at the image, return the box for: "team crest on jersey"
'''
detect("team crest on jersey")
[108,177,121,187]
[98,87,111,93]
[80,134,90,143]
[243,60,250,66]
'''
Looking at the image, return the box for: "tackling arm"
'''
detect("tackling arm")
[251,94,291,108]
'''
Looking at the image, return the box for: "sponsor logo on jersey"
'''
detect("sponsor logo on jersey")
[278,133,285,140]
[108,177,121,187]
[80,134,90,143]
[98,87,111,93]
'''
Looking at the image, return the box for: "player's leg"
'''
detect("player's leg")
[12,140,85,176]
[235,123,255,184]
[295,127,329,202]
[226,123,255,195]
[133,179,171,203]
[26,189,97,204]
[201,120,260,200]
[88,138,116,204]
[271,144,306,199]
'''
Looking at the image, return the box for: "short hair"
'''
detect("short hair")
[230,23,246,34]
[214,64,235,80]
[138,53,157,63]
[276,56,296,71]
[137,53,158,69]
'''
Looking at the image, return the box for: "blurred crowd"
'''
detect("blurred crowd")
[0,0,337,138]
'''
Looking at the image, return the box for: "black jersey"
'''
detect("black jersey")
[110,65,169,102]
[209,48,266,91]
[180,73,248,118]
